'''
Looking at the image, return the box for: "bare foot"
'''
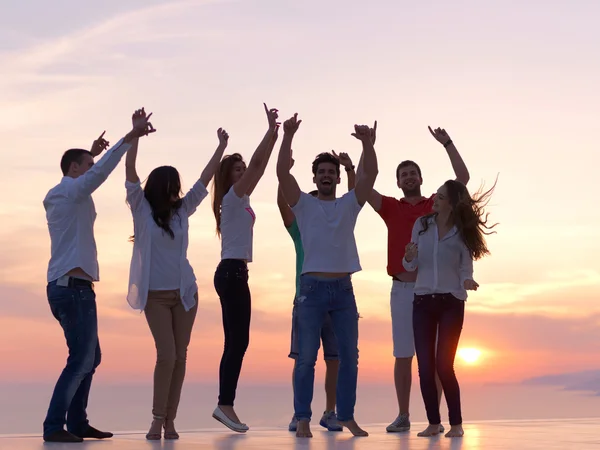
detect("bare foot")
[339,419,369,437]
[146,418,164,440]
[218,405,243,424]
[417,424,441,437]
[296,420,313,438]
[445,424,464,437]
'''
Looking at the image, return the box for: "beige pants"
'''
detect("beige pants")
[144,290,198,420]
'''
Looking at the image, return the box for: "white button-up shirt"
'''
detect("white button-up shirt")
[402,215,474,300]
[43,139,131,283]
[125,178,208,312]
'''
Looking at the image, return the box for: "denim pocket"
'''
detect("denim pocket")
[298,283,314,297]
[413,295,424,307]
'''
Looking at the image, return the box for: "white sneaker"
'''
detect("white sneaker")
[212,407,249,433]
[386,413,410,432]
[319,411,343,431]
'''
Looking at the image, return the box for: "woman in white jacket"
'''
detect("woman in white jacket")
[125,110,229,440]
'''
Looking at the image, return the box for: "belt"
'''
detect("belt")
[392,276,414,284]
[56,276,94,289]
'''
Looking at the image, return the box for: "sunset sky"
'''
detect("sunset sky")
[1,0,599,390]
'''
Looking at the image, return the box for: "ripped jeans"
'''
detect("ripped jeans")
[293,274,359,422]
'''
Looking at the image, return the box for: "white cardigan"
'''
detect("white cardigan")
[125,178,208,311]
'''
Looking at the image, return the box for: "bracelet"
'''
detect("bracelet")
[345,165,355,172]
[443,140,453,148]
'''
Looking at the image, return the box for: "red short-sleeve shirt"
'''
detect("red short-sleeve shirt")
[377,194,435,277]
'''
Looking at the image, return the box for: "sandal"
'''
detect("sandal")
[145,416,165,440]
[163,421,179,440]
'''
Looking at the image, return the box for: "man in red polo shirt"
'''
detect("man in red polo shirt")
[365,126,470,433]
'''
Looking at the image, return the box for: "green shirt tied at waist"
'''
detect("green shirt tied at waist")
[286,218,304,297]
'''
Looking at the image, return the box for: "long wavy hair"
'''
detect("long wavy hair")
[419,179,498,260]
[212,153,245,237]
[143,166,183,239]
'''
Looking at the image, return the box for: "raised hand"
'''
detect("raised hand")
[428,126,452,146]
[332,150,353,170]
[283,113,302,136]
[90,131,109,157]
[404,242,418,262]
[217,128,229,147]
[370,120,377,144]
[351,124,372,142]
[131,108,156,138]
[264,103,280,131]
[464,279,479,291]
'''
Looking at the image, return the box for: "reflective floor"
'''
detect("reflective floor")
[2,418,599,450]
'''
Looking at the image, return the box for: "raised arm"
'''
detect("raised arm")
[180,128,229,216]
[124,109,150,183]
[353,123,379,206]
[276,114,302,207]
[200,128,229,187]
[246,125,278,196]
[71,108,155,201]
[125,138,140,183]
[428,126,470,185]
[277,185,296,228]
[355,121,382,210]
[332,151,356,191]
[232,103,279,198]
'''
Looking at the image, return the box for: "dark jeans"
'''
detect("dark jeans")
[214,259,250,406]
[43,280,101,437]
[294,275,359,422]
[413,293,465,426]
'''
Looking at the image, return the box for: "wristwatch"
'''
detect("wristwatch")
[345,165,355,172]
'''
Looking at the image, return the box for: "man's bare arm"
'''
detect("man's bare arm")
[277,185,296,228]
[353,124,378,206]
[276,114,302,207]
[355,122,382,210]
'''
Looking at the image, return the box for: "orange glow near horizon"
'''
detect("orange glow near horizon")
[458,348,483,365]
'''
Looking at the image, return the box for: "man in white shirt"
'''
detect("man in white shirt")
[276,113,378,438]
[42,109,155,443]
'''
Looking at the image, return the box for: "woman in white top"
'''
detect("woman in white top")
[210,104,279,433]
[403,179,496,439]
[125,110,230,440]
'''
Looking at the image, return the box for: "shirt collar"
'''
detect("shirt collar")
[428,215,459,240]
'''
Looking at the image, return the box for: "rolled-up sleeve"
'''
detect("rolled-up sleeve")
[125,179,145,214]
[181,179,209,216]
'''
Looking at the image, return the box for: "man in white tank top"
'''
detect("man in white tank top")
[276,113,378,438]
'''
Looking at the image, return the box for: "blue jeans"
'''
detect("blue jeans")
[294,275,359,422]
[413,293,465,426]
[43,280,101,437]
[289,296,339,361]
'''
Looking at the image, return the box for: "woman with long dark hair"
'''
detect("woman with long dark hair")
[211,104,279,432]
[124,110,229,440]
[403,179,497,438]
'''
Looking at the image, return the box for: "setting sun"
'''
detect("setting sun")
[458,348,482,365]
